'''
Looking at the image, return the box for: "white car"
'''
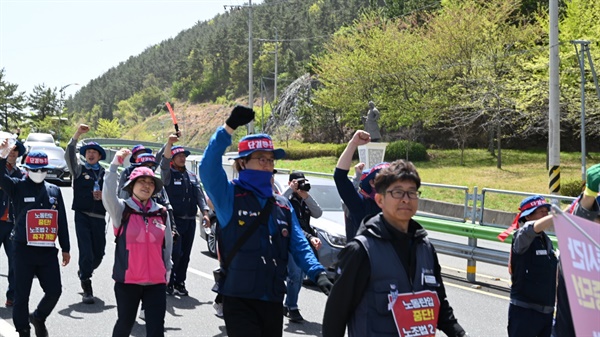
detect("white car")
[23,132,58,151]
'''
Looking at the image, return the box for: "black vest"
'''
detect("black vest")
[218,187,291,302]
[349,225,437,337]
[510,232,558,308]
[164,169,198,218]
[72,166,106,215]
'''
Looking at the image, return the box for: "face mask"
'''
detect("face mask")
[28,170,47,184]
[234,169,274,199]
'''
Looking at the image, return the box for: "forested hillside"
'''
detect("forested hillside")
[3,0,598,155]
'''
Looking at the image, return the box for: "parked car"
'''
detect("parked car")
[25,146,71,185]
[23,132,58,151]
[200,172,347,279]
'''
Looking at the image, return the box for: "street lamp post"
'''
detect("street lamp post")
[57,83,79,144]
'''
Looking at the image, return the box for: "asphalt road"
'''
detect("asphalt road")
[0,186,512,337]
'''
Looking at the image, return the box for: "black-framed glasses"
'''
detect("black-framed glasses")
[248,157,276,166]
[29,168,48,173]
[386,189,421,200]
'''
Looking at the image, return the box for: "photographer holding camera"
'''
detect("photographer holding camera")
[282,172,323,322]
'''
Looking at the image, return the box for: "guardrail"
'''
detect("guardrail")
[97,140,569,283]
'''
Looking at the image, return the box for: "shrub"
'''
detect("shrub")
[384,140,428,162]
[334,144,358,160]
[561,179,584,197]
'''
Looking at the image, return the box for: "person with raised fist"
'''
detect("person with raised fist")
[160,133,210,297]
[200,105,332,337]
[0,140,25,307]
[103,148,173,337]
[334,130,389,241]
[65,124,107,304]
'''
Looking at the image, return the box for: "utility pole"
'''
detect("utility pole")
[572,40,600,181]
[248,0,254,134]
[258,29,281,103]
[224,1,254,134]
[548,0,560,196]
[274,28,278,101]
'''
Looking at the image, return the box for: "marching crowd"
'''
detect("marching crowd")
[0,105,595,337]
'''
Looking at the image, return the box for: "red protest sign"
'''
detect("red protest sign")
[390,290,441,337]
[26,209,58,247]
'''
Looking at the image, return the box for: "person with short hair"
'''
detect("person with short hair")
[65,124,108,304]
[0,140,25,307]
[323,159,467,337]
[281,172,323,323]
[103,149,173,337]
[200,105,333,337]
[0,147,71,337]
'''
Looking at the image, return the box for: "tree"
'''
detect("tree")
[96,118,122,138]
[28,84,60,122]
[0,69,26,131]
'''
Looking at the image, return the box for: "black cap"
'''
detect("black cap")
[289,172,305,181]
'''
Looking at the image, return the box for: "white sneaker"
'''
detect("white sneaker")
[213,302,224,317]
[139,309,145,321]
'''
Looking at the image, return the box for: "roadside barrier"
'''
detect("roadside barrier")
[94,139,574,283]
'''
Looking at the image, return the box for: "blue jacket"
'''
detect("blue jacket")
[0,158,70,252]
[199,126,325,290]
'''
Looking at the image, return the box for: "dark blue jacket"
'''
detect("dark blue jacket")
[0,158,70,252]
[217,187,292,302]
[0,163,24,222]
[199,126,325,291]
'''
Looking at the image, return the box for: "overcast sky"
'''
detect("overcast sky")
[1,0,262,97]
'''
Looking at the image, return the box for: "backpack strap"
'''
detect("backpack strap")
[114,205,133,242]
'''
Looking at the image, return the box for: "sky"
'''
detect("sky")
[0,0,263,98]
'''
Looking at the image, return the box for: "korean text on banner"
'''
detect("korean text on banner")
[553,212,600,336]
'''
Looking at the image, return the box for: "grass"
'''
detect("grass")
[276,148,595,213]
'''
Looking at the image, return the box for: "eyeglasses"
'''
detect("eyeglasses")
[386,189,421,200]
[29,168,48,173]
[248,157,276,166]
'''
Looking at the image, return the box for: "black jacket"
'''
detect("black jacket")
[322,213,466,337]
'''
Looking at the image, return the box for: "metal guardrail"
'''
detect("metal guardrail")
[97,140,564,283]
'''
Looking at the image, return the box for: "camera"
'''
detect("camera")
[297,178,311,192]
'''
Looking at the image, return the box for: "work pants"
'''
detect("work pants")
[12,244,62,332]
[223,295,284,337]
[508,303,553,337]
[170,217,195,285]
[75,211,106,280]
[112,282,166,337]
[0,221,15,301]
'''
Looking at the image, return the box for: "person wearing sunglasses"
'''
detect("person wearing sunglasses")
[65,124,108,305]
[0,139,25,308]
[200,106,333,337]
[0,146,71,337]
[323,159,468,337]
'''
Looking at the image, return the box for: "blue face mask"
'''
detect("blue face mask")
[85,162,101,170]
[234,169,274,199]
